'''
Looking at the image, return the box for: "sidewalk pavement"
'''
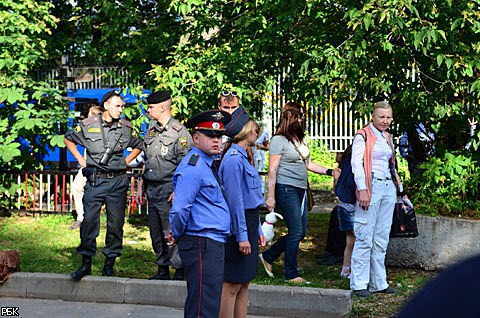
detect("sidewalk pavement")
[0,297,278,318]
[311,202,336,214]
[0,272,352,318]
[0,297,185,318]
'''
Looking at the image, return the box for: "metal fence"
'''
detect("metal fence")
[2,170,146,216]
[308,101,370,152]
[34,66,130,90]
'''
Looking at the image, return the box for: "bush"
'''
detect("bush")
[307,139,336,190]
[408,152,480,217]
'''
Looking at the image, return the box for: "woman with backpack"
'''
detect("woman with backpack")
[349,101,402,299]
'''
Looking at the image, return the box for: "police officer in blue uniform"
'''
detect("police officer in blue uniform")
[218,107,266,317]
[169,109,231,318]
[64,90,143,281]
[136,91,193,280]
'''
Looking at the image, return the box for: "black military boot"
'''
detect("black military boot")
[102,257,116,277]
[149,266,170,280]
[173,268,185,281]
[71,255,92,281]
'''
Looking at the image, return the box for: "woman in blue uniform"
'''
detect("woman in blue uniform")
[219,107,266,318]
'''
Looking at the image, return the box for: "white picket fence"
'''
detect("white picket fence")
[34,66,130,90]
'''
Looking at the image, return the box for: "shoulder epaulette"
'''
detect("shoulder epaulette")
[146,127,157,138]
[188,154,200,166]
[120,119,133,128]
[81,116,100,126]
[171,122,183,132]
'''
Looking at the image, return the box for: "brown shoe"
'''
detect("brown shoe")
[286,277,311,284]
[259,253,274,278]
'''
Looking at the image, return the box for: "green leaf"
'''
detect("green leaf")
[363,14,373,31]
[0,142,21,162]
[436,54,444,67]
[471,79,480,92]
[445,58,453,70]
[50,135,65,147]
[216,73,224,85]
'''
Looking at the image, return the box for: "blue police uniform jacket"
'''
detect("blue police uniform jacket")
[219,144,265,243]
[170,147,231,243]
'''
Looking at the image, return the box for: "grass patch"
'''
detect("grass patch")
[0,211,436,317]
[0,213,156,279]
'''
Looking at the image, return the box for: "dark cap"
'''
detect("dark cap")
[224,107,251,138]
[186,110,232,137]
[99,90,122,107]
[146,91,171,104]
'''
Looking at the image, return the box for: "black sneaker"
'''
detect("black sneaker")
[375,286,396,294]
[149,266,170,280]
[173,268,185,281]
[353,289,372,299]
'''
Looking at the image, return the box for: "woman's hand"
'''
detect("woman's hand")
[238,241,251,255]
[78,158,87,168]
[357,189,370,211]
[266,196,276,211]
[258,235,266,247]
[332,167,341,179]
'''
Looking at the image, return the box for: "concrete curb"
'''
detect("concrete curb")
[0,272,352,317]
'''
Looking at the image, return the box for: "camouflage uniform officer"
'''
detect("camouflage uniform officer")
[136,91,193,280]
[64,90,143,281]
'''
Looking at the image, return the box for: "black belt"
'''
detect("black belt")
[96,171,126,179]
[145,179,171,186]
[375,177,391,181]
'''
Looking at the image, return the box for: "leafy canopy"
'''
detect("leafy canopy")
[3,0,480,215]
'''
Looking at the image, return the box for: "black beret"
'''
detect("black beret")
[146,91,171,104]
[224,107,251,138]
[99,90,122,107]
[186,110,232,137]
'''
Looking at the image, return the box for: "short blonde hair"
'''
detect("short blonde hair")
[373,101,392,112]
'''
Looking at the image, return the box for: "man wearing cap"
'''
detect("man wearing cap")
[64,90,143,281]
[169,110,231,318]
[136,91,193,281]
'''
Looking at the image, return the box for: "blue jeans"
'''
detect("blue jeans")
[262,183,308,279]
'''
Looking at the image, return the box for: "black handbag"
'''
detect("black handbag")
[390,196,419,238]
